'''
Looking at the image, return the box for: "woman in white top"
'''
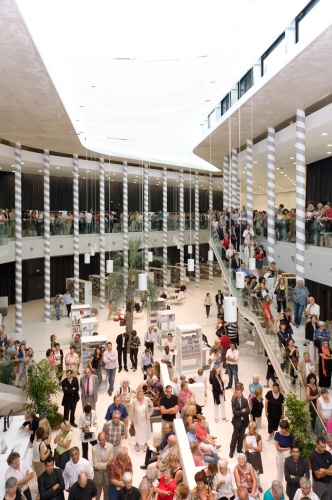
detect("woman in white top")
[32,426,52,478]
[213,458,237,500]
[65,346,79,376]
[78,404,98,460]
[117,379,132,410]
[315,387,332,435]
[166,333,177,364]
[129,389,153,452]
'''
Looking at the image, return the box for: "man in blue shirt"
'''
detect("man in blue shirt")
[105,395,128,427]
[140,422,174,469]
[293,280,309,328]
[237,262,250,276]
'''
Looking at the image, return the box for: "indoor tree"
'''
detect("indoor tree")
[107,238,164,336]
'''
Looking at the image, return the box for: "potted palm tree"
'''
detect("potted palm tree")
[24,359,63,428]
[108,238,164,337]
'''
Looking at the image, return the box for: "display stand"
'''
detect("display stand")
[156,310,175,346]
[71,304,91,335]
[81,335,107,370]
[175,323,202,373]
[147,298,166,329]
[89,274,111,297]
[80,317,99,336]
[66,278,92,305]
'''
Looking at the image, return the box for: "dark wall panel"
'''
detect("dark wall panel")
[304,278,332,321]
[306,156,332,205]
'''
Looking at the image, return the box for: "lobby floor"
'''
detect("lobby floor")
[2,278,312,498]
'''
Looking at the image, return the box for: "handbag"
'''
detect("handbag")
[129,423,135,437]
[84,431,93,440]
[53,449,60,464]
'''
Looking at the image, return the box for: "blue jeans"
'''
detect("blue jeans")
[106,368,116,394]
[294,302,304,327]
[227,364,239,388]
[109,485,118,500]
[55,305,60,319]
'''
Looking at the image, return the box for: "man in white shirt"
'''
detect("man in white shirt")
[103,342,117,396]
[170,375,180,396]
[306,297,320,319]
[85,211,93,234]
[5,452,34,500]
[63,447,94,490]
[144,326,157,357]
[225,343,239,389]
[63,289,72,317]
[293,478,319,500]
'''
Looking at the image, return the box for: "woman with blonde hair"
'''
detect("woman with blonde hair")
[129,388,153,452]
[244,421,263,482]
[38,417,52,447]
[53,420,72,471]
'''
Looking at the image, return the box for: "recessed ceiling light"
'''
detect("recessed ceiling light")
[290,157,294,159]
[83,177,86,180]
[218,186,220,188]
[12,170,15,173]
[135,175,138,178]
[113,173,116,176]
[327,152,332,154]
[111,180,114,182]
[56,167,60,170]
[157,178,159,180]
[38,169,42,173]
[87,170,90,173]
[293,162,296,164]
[276,167,280,170]
[11,164,14,167]
[21,162,25,165]
[254,161,258,164]
[327,144,332,147]
[322,132,327,136]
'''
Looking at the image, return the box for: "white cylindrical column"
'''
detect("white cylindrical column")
[163,166,168,290]
[43,149,51,322]
[208,172,213,285]
[267,127,276,264]
[231,149,238,209]
[194,172,200,288]
[179,169,185,283]
[143,163,149,272]
[73,155,79,304]
[123,162,129,292]
[249,258,256,271]
[236,271,245,289]
[99,158,105,309]
[15,143,22,333]
[295,109,306,282]
[246,139,253,226]
[224,296,237,323]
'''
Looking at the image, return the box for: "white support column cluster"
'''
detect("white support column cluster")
[223,156,230,211]
[73,155,79,304]
[163,167,168,290]
[237,179,241,212]
[179,169,185,284]
[143,163,149,273]
[267,127,276,264]
[295,109,306,282]
[43,149,51,322]
[123,162,129,292]
[194,172,200,288]
[208,173,213,285]
[15,143,22,333]
[99,159,105,309]
[231,149,238,209]
[246,139,253,226]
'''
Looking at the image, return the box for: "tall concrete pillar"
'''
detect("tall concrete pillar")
[43,149,51,321]
[208,173,213,285]
[231,149,238,209]
[73,155,79,304]
[179,169,185,283]
[246,139,253,226]
[123,162,128,291]
[15,143,22,333]
[295,110,306,281]
[195,172,200,288]
[143,163,149,273]
[223,156,230,211]
[267,127,276,264]
[99,158,105,308]
[163,167,168,290]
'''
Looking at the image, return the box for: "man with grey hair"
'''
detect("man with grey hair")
[92,432,113,500]
[63,447,94,490]
[108,447,133,500]
[148,435,178,474]
[293,478,319,500]
[118,472,141,500]
[235,486,255,500]
[68,471,97,500]
[103,410,125,455]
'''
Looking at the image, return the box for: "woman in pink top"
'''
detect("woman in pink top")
[46,348,56,379]
[177,381,194,411]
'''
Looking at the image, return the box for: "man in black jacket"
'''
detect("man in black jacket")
[229,388,250,458]
[116,332,129,372]
[61,369,79,427]
[231,253,241,278]
[68,472,97,500]
[284,445,310,500]
[38,457,65,500]
[215,290,224,316]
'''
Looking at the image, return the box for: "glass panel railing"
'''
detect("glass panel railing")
[0,221,8,246]
[210,223,326,435]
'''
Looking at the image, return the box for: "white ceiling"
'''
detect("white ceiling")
[13,0,308,171]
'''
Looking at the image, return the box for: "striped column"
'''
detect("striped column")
[231,149,238,209]
[194,172,200,288]
[267,127,276,264]
[73,155,79,304]
[43,149,51,322]
[143,164,149,273]
[99,158,105,308]
[15,143,22,333]
[237,179,241,212]
[179,169,185,283]
[223,156,230,211]
[163,167,168,290]
[123,162,129,292]
[223,274,229,297]
[295,110,306,281]
[208,173,213,285]
[246,139,253,226]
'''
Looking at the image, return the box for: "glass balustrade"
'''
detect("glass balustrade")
[0,221,8,246]
[210,224,326,435]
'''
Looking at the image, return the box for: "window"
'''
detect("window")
[261,33,286,76]
[238,69,253,98]
[295,0,321,43]
[220,94,230,117]
[208,109,216,128]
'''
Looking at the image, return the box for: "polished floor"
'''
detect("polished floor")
[2,278,311,498]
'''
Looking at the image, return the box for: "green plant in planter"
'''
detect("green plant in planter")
[284,393,316,458]
[24,359,61,421]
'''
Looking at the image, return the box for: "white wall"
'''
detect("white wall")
[250,191,296,211]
